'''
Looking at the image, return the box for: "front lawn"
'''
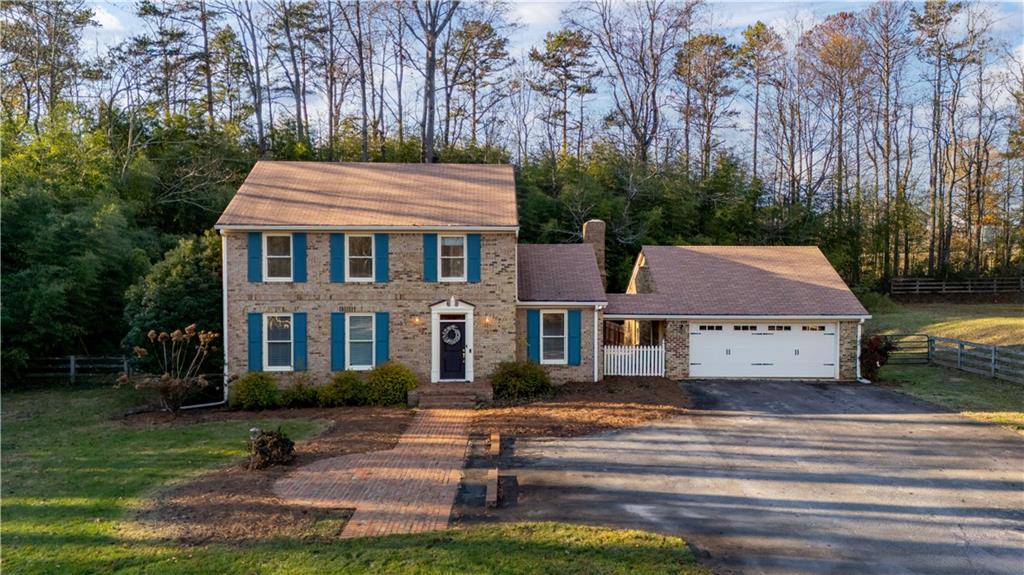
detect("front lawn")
[2,385,708,574]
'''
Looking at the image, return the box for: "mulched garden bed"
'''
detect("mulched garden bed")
[125,406,413,544]
[471,377,689,438]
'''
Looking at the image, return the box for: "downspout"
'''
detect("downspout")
[182,230,230,410]
[857,319,869,384]
[593,304,602,382]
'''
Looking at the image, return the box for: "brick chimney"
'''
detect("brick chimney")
[582,219,607,289]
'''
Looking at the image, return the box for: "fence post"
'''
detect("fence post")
[957,342,963,368]
[927,337,933,364]
[991,347,997,377]
[69,355,76,384]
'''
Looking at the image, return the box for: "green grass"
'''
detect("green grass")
[868,301,1024,433]
[2,386,709,574]
[880,364,1024,432]
[866,303,1024,348]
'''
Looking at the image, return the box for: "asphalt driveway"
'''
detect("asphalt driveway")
[485,381,1024,574]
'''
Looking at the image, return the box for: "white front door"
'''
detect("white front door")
[689,322,837,379]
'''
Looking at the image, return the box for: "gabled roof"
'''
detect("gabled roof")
[215,161,518,229]
[517,244,606,303]
[606,245,869,317]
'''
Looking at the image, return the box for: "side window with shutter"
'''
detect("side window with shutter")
[330,312,345,371]
[526,310,540,363]
[330,234,345,283]
[568,310,582,366]
[423,234,438,282]
[375,312,390,364]
[374,234,389,283]
[247,233,262,282]
[247,312,263,371]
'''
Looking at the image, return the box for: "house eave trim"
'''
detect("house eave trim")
[517,300,608,307]
[215,224,519,232]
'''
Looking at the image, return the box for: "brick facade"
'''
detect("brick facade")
[514,307,603,384]
[225,231,517,384]
[838,320,859,380]
[664,320,690,379]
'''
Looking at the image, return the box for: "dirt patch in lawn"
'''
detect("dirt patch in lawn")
[126,406,413,544]
[472,377,688,438]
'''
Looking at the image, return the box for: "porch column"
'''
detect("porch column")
[664,320,690,380]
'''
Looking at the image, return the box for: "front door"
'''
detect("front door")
[439,317,466,380]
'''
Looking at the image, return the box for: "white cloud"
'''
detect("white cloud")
[512,1,565,28]
[92,5,124,32]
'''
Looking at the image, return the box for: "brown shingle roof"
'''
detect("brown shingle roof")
[517,244,606,303]
[606,246,868,317]
[216,161,517,228]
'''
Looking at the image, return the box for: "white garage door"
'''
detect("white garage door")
[689,322,837,379]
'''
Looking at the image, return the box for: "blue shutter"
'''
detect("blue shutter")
[568,310,582,366]
[248,312,263,371]
[292,233,307,282]
[423,234,438,282]
[331,312,346,371]
[374,234,389,283]
[467,234,481,283]
[247,233,262,282]
[293,312,308,371]
[527,310,540,363]
[375,312,390,365]
[330,233,345,283]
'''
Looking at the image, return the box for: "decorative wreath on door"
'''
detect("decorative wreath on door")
[441,325,462,346]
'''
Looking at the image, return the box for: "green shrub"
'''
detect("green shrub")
[364,362,419,406]
[318,370,364,406]
[230,372,279,410]
[852,287,900,313]
[490,361,553,402]
[280,375,319,408]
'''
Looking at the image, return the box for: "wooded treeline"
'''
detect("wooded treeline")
[1,0,1022,365]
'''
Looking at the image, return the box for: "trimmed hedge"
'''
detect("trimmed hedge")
[280,375,319,408]
[491,361,552,402]
[364,361,419,406]
[318,371,364,407]
[230,372,279,410]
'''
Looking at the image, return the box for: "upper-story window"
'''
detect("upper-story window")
[440,235,466,282]
[347,234,374,281]
[264,234,292,281]
[541,310,568,365]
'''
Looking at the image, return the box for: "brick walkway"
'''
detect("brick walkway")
[274,408,473,538]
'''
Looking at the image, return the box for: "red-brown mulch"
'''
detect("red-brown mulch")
[125,406,414,544]
[471,377,689,438]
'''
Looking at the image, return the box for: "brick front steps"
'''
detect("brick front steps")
[412,382,493,408]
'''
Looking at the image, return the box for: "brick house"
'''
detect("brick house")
[215,162,869,388]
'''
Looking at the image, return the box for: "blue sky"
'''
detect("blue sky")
[83,1,1024,58]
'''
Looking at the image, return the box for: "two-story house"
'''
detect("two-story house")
[215,161,606,387]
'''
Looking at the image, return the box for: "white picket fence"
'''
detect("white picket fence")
[604,344,666,377]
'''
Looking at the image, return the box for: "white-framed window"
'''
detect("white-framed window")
[540,310,568,365]
[263,233,293,281]
[439,235,467,282]
[264,313,293,371]
[346,313,375,370]
[346,234,374,282]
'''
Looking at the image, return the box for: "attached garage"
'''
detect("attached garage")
[688,322,837,379]
[603,245,872,381]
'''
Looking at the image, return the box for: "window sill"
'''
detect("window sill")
[263,366,294,372]
[263,278,293,283]
[540,359,568,366]
[347,364,374,371]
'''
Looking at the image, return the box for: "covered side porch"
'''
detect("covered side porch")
[601,294,687,378]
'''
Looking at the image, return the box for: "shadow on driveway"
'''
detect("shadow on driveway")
[461,381,1024,575]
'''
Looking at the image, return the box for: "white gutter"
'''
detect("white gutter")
[215,224,519,233]
[518,301,609,307]
[182,231,230,410]
[857,318,869,383]
[603,313,872,321]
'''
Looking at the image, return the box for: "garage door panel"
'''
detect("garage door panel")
[689,323,837,379]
